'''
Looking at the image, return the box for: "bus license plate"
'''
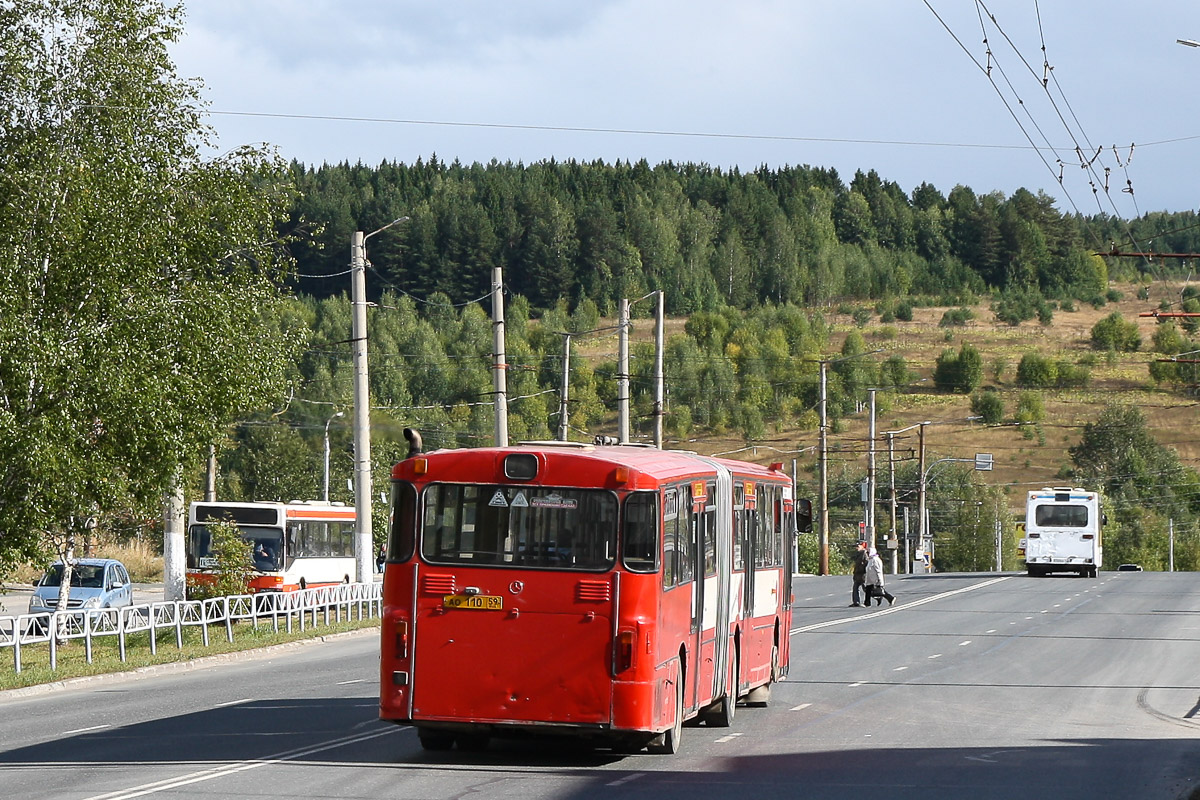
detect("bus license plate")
[443,594,503,611]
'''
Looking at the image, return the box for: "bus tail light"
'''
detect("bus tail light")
[394,620,409,659]
[616,628,635,673]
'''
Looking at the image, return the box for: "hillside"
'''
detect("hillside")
[601,281,1198,514]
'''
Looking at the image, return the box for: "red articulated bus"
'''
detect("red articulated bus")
[379,432,808,754]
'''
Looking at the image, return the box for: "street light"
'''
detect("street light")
[1178,39,1200,47]
[323,411,344,502]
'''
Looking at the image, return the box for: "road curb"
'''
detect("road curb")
[0,624,380,702]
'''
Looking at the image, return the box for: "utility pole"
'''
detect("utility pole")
[558,334,571,441]
[818,361,829,575]
[350,230,373,583]
[867,389,877,547]
[491,266,509,447]
[349,216,407,583]
[163,474,186,601]
[653,290,664,448]
[917,422,927,570]
[617,298,630,443]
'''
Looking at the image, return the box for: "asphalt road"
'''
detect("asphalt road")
[1,571,1198,800]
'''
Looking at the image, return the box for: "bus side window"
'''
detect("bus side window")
[623,492,658,573]
[389,481,417,562]
[662,488,678,588]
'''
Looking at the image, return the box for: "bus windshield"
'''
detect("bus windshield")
[187,524,284,572]
[1033,504,1089,527]
[420,484,617,570]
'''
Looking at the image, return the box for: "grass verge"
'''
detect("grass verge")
[0,616,380,692]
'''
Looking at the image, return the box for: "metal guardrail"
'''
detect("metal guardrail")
[0,582,382,673]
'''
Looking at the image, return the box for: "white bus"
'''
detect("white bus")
[187,500,357,592]
[1023,488,1103,578]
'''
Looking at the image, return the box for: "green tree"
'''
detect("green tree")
[970,389,1005,424]
[0,0,304,570]
[933,343,983,393]
[1016,352,1058,388]
[1089,312,1141,352]
[186,519,253,600]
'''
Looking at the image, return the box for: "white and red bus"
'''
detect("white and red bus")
[379,436,804,753]
[187,500,357,592]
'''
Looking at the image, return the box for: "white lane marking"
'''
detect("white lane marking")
[80,728,397,800]
[893,666,908,671]
[790,703,812,711]
[928,654,943,659]
[214,699,252,708]
[986,629,997,634]
[64,725,111,735]
[715,733,743,743]
[789,576,1011,635]
[336,679,367,685]
[959,640,972,646]
[849,681,866,688]
[607,773,646,787]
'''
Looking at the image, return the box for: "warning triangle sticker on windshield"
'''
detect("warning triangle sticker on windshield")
[510,492,529,507]
[488,490,508,507]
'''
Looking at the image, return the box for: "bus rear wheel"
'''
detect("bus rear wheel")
[703,650,738,727]
[647,663,684,754]
[416,728,455,751]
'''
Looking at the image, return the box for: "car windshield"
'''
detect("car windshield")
[40,564,105,588]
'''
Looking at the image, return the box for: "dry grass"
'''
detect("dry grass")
[8,539,163,586]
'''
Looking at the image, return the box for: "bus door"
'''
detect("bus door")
[687,480,707,712]
[775,485,793,673]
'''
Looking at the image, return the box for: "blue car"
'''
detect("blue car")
[29,558,134,614]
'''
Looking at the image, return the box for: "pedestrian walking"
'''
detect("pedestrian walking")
[864,547,895,606]
[849,541,868,607]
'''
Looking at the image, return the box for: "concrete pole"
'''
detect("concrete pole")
[618,298,630,443]
[163,475,186,601]
[205,445,216,501]
[491,266,509,447]
[867,389,877,545]
[818,361,829,576]
[558,334,571,441]
[350,230,373,583]
[918,422,928,561]
[653,290,665,448]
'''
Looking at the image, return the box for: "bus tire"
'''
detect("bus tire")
[704,649,739,727]
[746,645,775,708]
[647,663,684,754]
[456,732,490,752]
[417,728,455,751]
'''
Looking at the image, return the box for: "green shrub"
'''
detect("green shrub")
[1016,352,1057,388]
[186,519,252,600]
[970,389,1005,424]
[1090,312,1141,352]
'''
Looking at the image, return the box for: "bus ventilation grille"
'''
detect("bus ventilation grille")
[421,574,456,595]
[576,580,612,602]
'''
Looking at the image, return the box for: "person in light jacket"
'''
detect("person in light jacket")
[864,547,895,606]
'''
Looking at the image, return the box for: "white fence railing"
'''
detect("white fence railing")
[0,582,382,674]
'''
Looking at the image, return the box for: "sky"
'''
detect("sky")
[170,1,1200,218]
